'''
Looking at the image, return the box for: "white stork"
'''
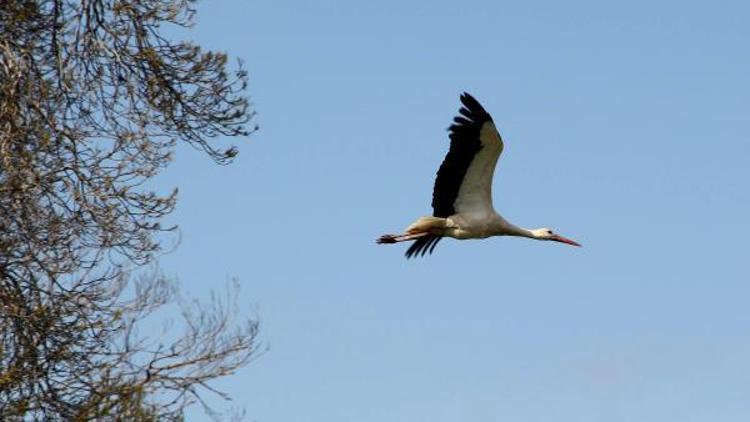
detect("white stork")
[377,92,581,258]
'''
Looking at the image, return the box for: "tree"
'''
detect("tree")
[0,1,259,419]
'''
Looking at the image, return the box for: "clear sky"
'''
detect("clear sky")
[156,1,750,420]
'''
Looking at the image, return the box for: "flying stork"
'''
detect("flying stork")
[377,92,581,258]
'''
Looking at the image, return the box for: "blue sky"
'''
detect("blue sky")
[155,1,750,420]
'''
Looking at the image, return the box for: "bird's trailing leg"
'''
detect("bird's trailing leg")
[376,232,429,244]
[377,216,450,246]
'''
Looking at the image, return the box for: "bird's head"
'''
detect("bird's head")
[531,228,581,247]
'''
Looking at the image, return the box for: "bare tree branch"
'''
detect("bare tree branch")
[0,1,259,419]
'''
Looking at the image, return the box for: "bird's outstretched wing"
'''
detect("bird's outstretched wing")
[431,93,504,218]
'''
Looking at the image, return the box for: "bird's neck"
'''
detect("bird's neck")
[505,224,536,239]
[492,216,536,239]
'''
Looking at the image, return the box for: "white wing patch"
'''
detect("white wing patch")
[453,121,504,215]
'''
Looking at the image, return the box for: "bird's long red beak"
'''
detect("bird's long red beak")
[552,234,581,247]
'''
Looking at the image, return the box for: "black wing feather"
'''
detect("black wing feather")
[405,235,443,259]
[431,92,493,218]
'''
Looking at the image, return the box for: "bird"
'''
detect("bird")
[377,92,581,258]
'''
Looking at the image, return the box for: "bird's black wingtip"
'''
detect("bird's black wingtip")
[404,235,442,259]
[458,91,491,122]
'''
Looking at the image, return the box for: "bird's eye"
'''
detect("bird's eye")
[547,230,553,234]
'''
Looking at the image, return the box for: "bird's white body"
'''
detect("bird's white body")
[378,93,580,258]
[404,208,525,241]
